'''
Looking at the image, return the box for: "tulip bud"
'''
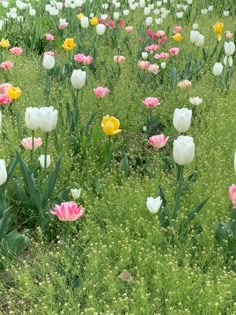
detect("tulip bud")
[0,159,7,186]
[146,196,162,214]
[80,16,89,28]
[195,34,204,47]
[96,23,106,35]
[224,42,235,56]
[25,107,40,130]
[39,155,51,169]
[43,54,55,70]
[213,62,223,76]
[173,136,195,166]
[173,108,192,133]
[71,69,86,89]
[71,188,81,199]
[141,52,148,59]
[190,30,200,44]
[39,106,58,133]
[145,16,153,26]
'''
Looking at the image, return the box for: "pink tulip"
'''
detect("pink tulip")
[0,94,12,105]
[226,32,233,40]
[74,53,93,65]
[138,61,150,70]
[45,33,54,41]
[142,97,160,108]
[21,137,42,151]
[178,79,192,89]
[94,87,109,97]
[148,64,159,75]
[149,134,169,149]
[145,44,159,52]
[50,201,85,221]
[0,61,14,71]
[154,52,169,60]
[229,185,236,208]
[125,26,133,33]
[146,29,152,37]
[113,55,126,64]
[174,25,182,33]
[151,33,157,40]
[0,83,12,93]
[158,36,168,45]
[10,47,23,55]
[59,22,68,30]
[169,47,180,56]
[156,30,165,37]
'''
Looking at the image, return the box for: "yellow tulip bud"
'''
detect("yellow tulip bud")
[213,22,224,41]
[101,115,121,136]
[77,13,84,21]
[172,33,182,42]
[90,17,99,26]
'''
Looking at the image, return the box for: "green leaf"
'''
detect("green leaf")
[47,157,62,200]
[17,154,43,211]
[81,112,97,136]
[0,230,29,258]
[0,157,18,193]
[120,154,129,176]
[157,186,170,228]
[185,197,209,224]
[215,223,232,243]
[170,66,177,86]
[0,207,11,240]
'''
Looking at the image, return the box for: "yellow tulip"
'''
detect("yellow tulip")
[90,17,99,26]
[77,13,84,21]
[101,115,121,136]
[6,86,22,100]
[172,33,182,42]
[62,38,76,51]
[0,38,10,48]
[213,22,224,41]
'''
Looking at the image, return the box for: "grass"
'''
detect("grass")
[0,0,236,314]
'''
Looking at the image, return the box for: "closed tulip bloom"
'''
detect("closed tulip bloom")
[149,134,169,149]
[224,42,235,56]
[25,107,40,130]
[195,34,205,47]
[190,30,200,44]
[43,54,55,70]
[50,201,85,221]
[101,115,121,136]
[213,62,223,76]
[6,86,21,100]
[173,136,195,165]
[213,22,224,41]
[71,188,81,199]
[0,159,7,186]
[172,33,182,42]
[39,106,58,133]
[146,196,162,214]
[94,87,109,97]
[229,185,236,208]
[81,16,89,28]
[39,154,51,169]
[173,108,192,133]
[71,69,86,89]
[21,137,42,151]
[90,17,98,26]
[96,23,106,35]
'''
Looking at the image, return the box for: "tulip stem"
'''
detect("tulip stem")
[44,133,49,175]
[31,130,35,168]
[173,164,184,221]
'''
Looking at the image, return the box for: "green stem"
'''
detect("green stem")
[173,165,184,221]
[44,133,49,175]
[31,130,35,169]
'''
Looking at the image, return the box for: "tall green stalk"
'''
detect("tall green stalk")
[173,165,184,221]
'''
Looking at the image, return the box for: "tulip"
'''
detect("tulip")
[224,42,235,56]
[113,55,126,64]
[148,134,169,149]
[173,108,192,133]
[71,69,86,89]
[50,201,85,221]
[101,115,121,136]
[94,87,109,98]
[173,136,195,165]
[190,30,200,44]
[21,137,42,151]
[146,196,162,214]
[169,47,180,56]
[213,22,224,41]
[0,38,10,48]
[62,38,76,51]
[195,34,205,47]
[38,154,51,169]
[43,54,55,70]
[172,33,182,42]
[96,23,106,35]
[0,61,14,71]
[213,62,223,76]
[178,80,192,89]
[229,185,236,208]
[25,107,40,130]
[0,159,7,186]
[81,16,89,28]
[39,107,58,133]
[6,86,21,100]
[90,17,98,26]
[10,47,23,55]
[189,97,203,106]
[71,188,81,199]
[142,97,160,108]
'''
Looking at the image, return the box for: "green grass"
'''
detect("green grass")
[0,0,236,314]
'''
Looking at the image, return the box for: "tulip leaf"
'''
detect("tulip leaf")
[81,112,97,136]
[157,186,170,228]
[215,222,233,243]
[120,154,129,176]
[170,66,177,86]
[0,230,29,258]
[47,157,62,200]
[0,157,18,194]
[0,206,12,240]
[17,154,43,211]
[185,197,210,224]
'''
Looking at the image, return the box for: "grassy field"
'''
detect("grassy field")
[0,0,236,314]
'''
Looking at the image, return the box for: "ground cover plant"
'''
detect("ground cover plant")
[0,0,236,314]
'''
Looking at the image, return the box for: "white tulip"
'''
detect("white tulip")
[213,62,223,76]
[176,12,183,18]
[39,107,58,133]
[223,10,229,16]
[39,155,51,169]
[161,62,166,69]
[224,42,235,56]
[25,107,40,130]
[141,52,148,59]
[71,188,81,199]
[145,16,153,26]
[173,136,195,166]
[224,56,233,67]
[0,160,7,186]
[195,34,204,47]
[146,196,162,214]
[139,0,145,7]
[71,69,86,89]
[113,12,119,20]
[144,7,151,15]
[96,23,106,35]
[192,23,198,30]
[81,16,89,28]
[190,30,200,44]
[43,54,55,70]
[173,108,192,133]
[189,97,203,106]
